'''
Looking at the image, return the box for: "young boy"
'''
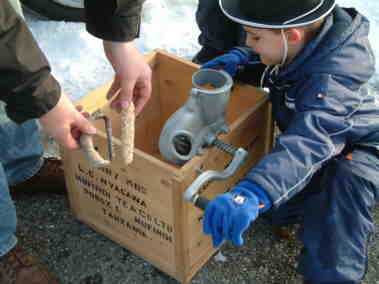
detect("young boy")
[201,0,379,283]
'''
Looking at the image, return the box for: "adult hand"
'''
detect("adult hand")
[103,41,152,114]
[39,93,96,150]
[201,49,249,77]
[203,186,260,248]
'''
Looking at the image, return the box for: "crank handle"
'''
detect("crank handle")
[193,194,265,211]
[193,195,211,210]
[183,147,248,207]
[79,115,113,168]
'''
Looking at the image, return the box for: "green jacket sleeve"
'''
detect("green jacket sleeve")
[0,0,61,123]
[84,0,146,42]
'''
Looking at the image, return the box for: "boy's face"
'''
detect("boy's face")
[243,26,286,66]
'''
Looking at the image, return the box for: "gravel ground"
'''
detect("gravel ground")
[13,191,379,284]
[10,137,379,284]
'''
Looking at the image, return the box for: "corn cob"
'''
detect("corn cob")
[120,102,135,165]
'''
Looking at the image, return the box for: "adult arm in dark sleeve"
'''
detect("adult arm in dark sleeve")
[196,0,244,51]
[0,0,61,123]
[0,1,97,149]
[83,0,151,114]
[84,0,145,42]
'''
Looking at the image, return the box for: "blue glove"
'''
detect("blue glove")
[201,49,249,77]
[203,180,272,248]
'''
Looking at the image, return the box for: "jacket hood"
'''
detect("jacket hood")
[282,6,375,86]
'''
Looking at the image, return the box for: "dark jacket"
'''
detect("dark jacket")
[244,6,378,207]
[0,0,144,123]
[196,0,245,51]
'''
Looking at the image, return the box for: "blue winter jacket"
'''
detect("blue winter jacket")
[244,6,378,208]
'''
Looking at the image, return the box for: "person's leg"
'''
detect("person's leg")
[298,150,379,283]
[0,109,61,283]
[0,103,44,187]
[0,102,65,194]
[0,125,60,284]
[0,102,43,256]
[0,164,17,257]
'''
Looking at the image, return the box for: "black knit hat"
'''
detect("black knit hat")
[219,0,336,29]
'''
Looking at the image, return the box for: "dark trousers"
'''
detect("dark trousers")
[267,149,379,283]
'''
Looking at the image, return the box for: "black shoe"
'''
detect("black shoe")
[10,157,66,195]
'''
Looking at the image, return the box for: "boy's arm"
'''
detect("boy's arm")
[201,46,261,77]
[232,47,266,85]
[202,74,355,247]
[244,74,357,208]
[232,46,259,60]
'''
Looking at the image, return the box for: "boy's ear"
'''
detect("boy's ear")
[286,28,303,44]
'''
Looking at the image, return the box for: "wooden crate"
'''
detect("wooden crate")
[62,50,272,283]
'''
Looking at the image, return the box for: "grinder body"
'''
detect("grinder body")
[159,69,233,165]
